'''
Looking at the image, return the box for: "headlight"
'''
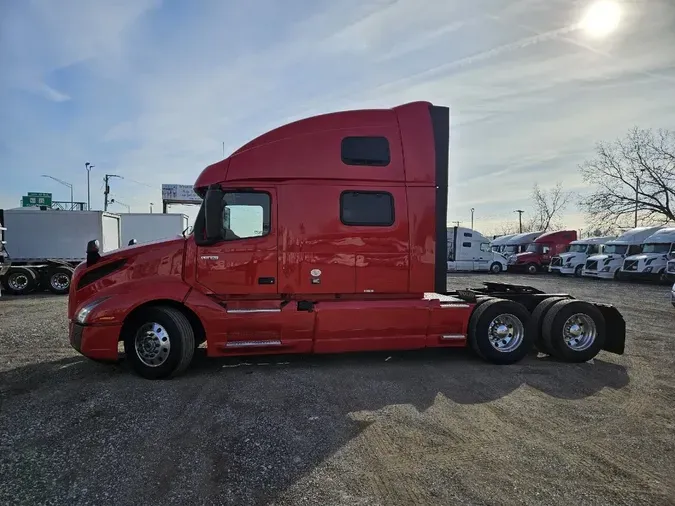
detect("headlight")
[643,266,653,273]
[75,297,110,324]
[601,266,610,272]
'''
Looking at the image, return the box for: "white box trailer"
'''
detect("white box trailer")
[120,213,188,246]
[0,208,121,296]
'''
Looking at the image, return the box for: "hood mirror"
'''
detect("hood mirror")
[128,239,137,246]
[86,239,100,267]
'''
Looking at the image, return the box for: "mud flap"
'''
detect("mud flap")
[594,303,626,355]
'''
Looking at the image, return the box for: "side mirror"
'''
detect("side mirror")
[128,239,137,246]
[86,239,100,267]
[204,184,224,241]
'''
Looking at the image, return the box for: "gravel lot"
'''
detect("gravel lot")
[1,273,674,506]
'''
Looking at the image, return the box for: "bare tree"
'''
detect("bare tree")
[526,182,572,232]
[579,127,675,228]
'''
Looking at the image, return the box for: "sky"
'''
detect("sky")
[1,0,674,234]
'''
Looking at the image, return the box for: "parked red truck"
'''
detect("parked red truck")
[508,230,578,274]
[67,102,625,379]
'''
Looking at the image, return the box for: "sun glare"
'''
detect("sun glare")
[581,0,621,38]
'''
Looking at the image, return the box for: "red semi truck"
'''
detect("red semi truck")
[67,102,625,379]
[508,230,578,274]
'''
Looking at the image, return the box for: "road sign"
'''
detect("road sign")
[22,192,52,207]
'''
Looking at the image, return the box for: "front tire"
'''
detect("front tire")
[468,299,532,364]
[124,306,195,379]
[541,300,605,362]
[526,263,538,275]
[574,264,583,277]
[489,262,503,274]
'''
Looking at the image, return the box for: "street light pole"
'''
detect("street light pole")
[85,162,94,210]
[470,208,475,230]
[41,175,73,210]
[515,210,525,233]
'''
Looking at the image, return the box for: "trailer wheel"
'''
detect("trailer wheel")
[489,262,502,274]
[541,300,605,363]
[526,296,569,356]
[574,264,583,277]
[2,267,37,295]
[468,299,532,364]
[124,306,195,379]
[46,266,74,295]
[526,263,538,274]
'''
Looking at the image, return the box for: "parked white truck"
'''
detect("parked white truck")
[549,236,615,277]
[621,227,675,283]
[0,208,121,295]
[666,259,675,283]
[120,213,188,246]
[490,233,517,253]
[447,226,508,273]
[582,226,663,280]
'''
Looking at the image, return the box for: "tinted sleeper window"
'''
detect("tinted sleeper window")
[341,137,390,166]
[340,191,394,226]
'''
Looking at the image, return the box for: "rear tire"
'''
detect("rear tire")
[526,263,538,274]
[526,296,569,355]
[541,300,605,362]
[1,267,37,295]
[468,299,532,364]
[46,266,74,295]
[124,306,195,379]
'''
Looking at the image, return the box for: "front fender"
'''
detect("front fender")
[77,277,192,325]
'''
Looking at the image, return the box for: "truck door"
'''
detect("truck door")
[473,242,492,271]
[195,189,278,295]
[456,240,475,270]
[541,243,552,265]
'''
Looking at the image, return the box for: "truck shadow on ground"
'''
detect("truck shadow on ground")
[0,351,629,506]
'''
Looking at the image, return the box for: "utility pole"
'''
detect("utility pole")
[103,174,123,211]
[470,208,475,230]
[634,169,645,227]
[515,210,525,233]
[85,162,94,210]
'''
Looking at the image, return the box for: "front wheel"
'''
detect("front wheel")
[526,263,538,275]
[574,264,583,277]
[468,299,533,364]
[124,306,195,379]
[489,262,503,274]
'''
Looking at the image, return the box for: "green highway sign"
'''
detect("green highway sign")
[22,192,52,207]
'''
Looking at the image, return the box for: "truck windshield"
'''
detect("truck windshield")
[641,243,671,254]
[603,244,627,255]
[525,243,540,253]
[502,245,518,254]
[568,244,588,253]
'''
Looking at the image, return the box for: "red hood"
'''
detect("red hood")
[68,237,186,319]
[513,251,539,262]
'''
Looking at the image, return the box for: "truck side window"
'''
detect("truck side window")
[462,242,472,248]
[480,243,490,252]
[341,137,390,166]
[340,191,394,226]
[542,245,550,254]
[222,191,271,240]
[629,245,641,255]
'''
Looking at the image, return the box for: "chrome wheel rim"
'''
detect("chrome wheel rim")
[135,322,171,367]
[563,313,596,351]
[488,313,524,352]
[491,264,500,273]
[51,273,70,290]
[8,274,29,291]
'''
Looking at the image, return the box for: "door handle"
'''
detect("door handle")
[258,277,275,285]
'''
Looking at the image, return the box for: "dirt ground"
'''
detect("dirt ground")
[1,273,674,506]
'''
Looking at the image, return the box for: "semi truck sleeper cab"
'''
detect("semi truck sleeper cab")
[67,101,626,379]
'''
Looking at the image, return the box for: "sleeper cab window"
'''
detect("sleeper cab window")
[340,191,394,226]
[221,191,271,240]
[462,242,472,248]
[341,136,390,166]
